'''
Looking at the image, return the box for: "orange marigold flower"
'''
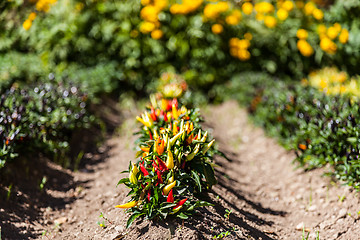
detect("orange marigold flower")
[151,29,163,39]
[23,19,32,30]
[211,24,223,34]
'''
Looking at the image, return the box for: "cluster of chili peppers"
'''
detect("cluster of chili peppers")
[116,86,217,225]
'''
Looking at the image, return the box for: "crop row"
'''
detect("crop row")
[0,78,93,168]
[116,78,218,227]
[226,70,360,189]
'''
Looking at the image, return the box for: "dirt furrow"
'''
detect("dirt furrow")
[15,101,360,240]
[204,101,360,240]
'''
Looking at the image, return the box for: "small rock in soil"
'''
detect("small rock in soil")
[54,217,68,225]
[295,222,310,232]
[308,205,317,212]
[115,225,124,232]
[338,208,347,219]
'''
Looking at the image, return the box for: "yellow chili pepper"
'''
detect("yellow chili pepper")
[202,139,215,155]
[115,200,138,209]
[172,104,179,119]
[173,121,179,135]
[186,143,200,161]
[166,150,174,169]
[200,131,208,142]
[129,163,139,184]
[163,180,176,195]
[196,129,201,140]
[153,129,159,139]
[167,174,175,184]
[169,130,184,148]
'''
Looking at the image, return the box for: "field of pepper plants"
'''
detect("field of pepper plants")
[2,0,360,239]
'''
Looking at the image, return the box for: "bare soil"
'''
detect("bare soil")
[1,101,360,239]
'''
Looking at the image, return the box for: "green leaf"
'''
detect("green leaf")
[191,170,202,192]
[203,163,217,187]
[126,212,145,229]
[177,212,189,219]
[117,178,129,186]
[160,203,176,210]
[347,137,357,143]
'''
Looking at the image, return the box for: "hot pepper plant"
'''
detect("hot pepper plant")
[116,80,217,228]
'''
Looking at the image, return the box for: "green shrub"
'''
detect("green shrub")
[227,71,360,188]
[0,79,93,168]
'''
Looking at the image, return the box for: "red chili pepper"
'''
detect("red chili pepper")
[167,189,174,203]
[173,198,187,209]
[149,130,153,140]
[139,163,149,176]
[156,156,168,172]
[150,107,157,121]
[161,110,168,122]
[147,190,151,202]
[181,160,186,169]
[156,170,163,184]
[167,100,172,111]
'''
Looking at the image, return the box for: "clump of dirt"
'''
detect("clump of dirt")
[1,101,360,240]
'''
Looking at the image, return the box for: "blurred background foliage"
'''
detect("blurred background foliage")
[1,0,360,96]
[2,0,360,188]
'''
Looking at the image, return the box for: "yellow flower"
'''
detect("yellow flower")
[238,39,251,49]
[304,2,315,15]
[217,1,230,11]
[153,0,168,10]
[226,15,239,25]
[211,24,223,34]
[35,0,57,12]
[140,21,156,33]
[320,37,337,54]
[297,40,314,57]
[141,5,159,23]
[204,1,229,20]
[296,29,308,39]
[28,12,37,21]
[151,29,163,39]
[141,0,150,5]
[226,9,242,25]
[229,38,239,48]
[327,26,339,40]
[244,32,253,40]
[277,8,288,21]
[230,47,238,57]
[170,4,183,14]
[333,22,341,32]
[203,4,218,19]
[170,1,202,15]
[317,24,326,34]
[237,49,251,61]
[282,1,294,11]
[22,19,32,30]
[339,29,349,44]
[242,2,253,15]
[312,8,323,20]
[264,16,277,28]
[254,2,274,14]
[319,78,327,89]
